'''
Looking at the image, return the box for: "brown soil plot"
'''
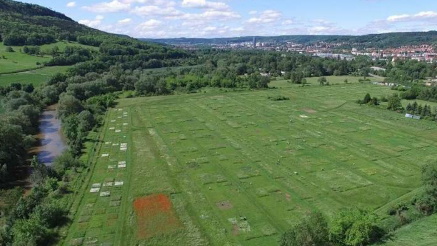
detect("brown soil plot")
[133,194,182,239]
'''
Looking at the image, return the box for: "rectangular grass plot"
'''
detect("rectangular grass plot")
[133,194,182,239]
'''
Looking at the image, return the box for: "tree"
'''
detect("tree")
[57,94,83,119]
[330,209,382,246]
[406,103,413,113]
[30,156,50,184]
[363,93,371,104]
[5,46,14,52]
[50,46,59,57]
[11,217,50,246]
[77,110,95,132]
[387,94,403,111]
[318,77,327,86]
[281,212,330,246]
[417,160,437,214]
[53,151,82,176]
[0,122,26,173]
[370,97,379,106]
[63,116,84,156]
[291,72,303,84]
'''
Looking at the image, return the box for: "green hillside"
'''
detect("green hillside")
[0,0,190,87]
[376,214,437,246]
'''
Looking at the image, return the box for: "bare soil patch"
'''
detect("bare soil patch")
[216,200,233,210]
[133,194,182,239]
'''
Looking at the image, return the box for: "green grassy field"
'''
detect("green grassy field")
[0,66,71,87]
[0,41,96,75]
[402,99,437,111]
[64,80,437,246]
[0,43,50,74]
[376,214,437,246]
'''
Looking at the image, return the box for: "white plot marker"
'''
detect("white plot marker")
[100,191,111,197]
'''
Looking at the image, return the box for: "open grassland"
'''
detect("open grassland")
[273,75,384,88]
[0,66,71,87]
[0,43,50,74]
[376,214,437,246]
[304,75,383,85]
[402,99,437,111]
[0,41,96,74]
[65,81,437,246]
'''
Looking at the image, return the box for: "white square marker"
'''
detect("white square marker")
[100,191,110,197]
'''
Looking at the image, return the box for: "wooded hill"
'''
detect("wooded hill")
[0,0,188,66]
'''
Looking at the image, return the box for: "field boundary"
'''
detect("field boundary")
[60,111,109,246]
[0,66,46,75]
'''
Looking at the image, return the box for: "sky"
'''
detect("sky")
[19,0,437,38]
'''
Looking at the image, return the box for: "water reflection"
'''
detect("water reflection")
[34,107,67,165]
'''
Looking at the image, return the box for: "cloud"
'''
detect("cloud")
[131,5,183,17]
[387,11,437,22]
[83,0,131,13]
[66,2,76,8]
[118,18,132,24]
[181,0,230,11]
[247,10,281,24]
[79,15,105,28]
[121,0,176,7]
[137,19,162,28]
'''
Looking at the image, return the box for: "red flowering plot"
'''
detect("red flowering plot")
[133,194,182,239]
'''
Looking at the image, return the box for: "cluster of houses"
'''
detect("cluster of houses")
[352,45,437,63]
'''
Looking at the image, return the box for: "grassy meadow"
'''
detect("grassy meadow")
[0,40,95,86]
[377,214,437,246]
[0,66,71,87]
[0,42,50,74]
[63,79,437,246]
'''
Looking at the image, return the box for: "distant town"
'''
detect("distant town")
[170,38,437,63]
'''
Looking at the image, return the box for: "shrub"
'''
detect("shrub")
[268,95,290,101]
[330,209,383,246]
[280,212,330,246]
